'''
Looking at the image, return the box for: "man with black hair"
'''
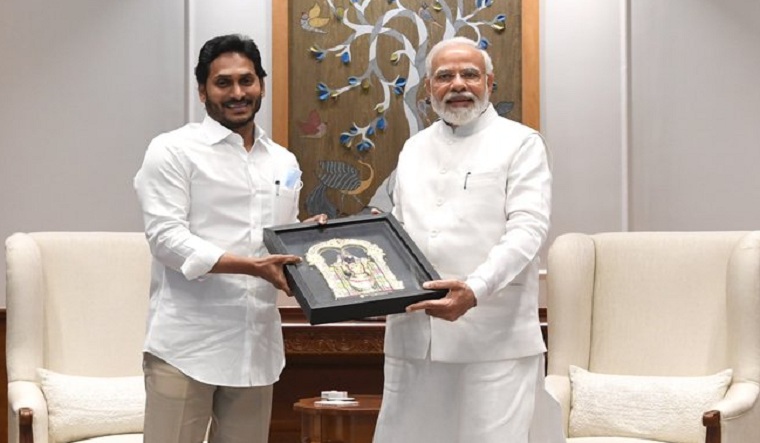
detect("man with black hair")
[135,34,324,443]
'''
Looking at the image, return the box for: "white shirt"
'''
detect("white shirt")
[387,104,552,362]
[134,116,301,387]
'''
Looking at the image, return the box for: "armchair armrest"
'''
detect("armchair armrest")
[545,374,570,434]
[8,380,49,443]
[702,381,760,443]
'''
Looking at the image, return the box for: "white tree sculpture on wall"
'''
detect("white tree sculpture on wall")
[296,0,516,217]
[308,0,507,152]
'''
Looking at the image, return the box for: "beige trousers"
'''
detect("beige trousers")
[143,353,273,443]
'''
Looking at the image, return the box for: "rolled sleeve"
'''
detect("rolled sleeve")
[180,238,225,280]
[135,137,227,280]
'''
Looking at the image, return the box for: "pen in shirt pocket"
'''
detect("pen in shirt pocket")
[275,180,280,196]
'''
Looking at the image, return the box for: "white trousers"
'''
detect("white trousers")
[143,353,273,443]
[373,354,565,443]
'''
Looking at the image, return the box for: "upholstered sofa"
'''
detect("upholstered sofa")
[6,232,150,443]
[545,231,760,443]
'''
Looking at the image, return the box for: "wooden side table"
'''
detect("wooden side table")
[293,394,382,443]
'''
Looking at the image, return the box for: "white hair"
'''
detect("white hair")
[424,36,494,76]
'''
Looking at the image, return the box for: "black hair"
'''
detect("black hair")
[194,34,267,86]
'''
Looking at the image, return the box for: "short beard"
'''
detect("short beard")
[430,90,490,126]
[205,96,262,130]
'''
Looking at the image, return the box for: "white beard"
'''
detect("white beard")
[430,90,490,126]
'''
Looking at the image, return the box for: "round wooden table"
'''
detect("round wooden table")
[293,394,382,443]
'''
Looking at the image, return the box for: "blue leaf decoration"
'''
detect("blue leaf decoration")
[349,125,359,135]
[376,117,387,130]
[356,140,373,152]
[316,82,331,101]
[341,52,351,64]
[348,76,359,86]
[395,77,407,87]
[366,125,375,136]
[495,14,506,23]
[339,133,352,146]
[478,38,490,50]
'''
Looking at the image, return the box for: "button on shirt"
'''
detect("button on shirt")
[134,116,301,387]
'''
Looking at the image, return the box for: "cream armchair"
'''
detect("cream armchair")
[545,231,760,443]
[6,232,150,443]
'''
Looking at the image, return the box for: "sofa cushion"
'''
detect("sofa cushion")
[568,365,731,443]
[38,368,144,443]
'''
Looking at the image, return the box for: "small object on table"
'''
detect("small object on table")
[316,390,359,406]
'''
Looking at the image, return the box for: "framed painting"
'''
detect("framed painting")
[263,213,446,324]
[272,0,539,219]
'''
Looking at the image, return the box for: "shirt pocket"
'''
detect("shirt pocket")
[273,182,301,224]
[458,169,506,214]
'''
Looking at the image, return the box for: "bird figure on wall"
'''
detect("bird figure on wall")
[298,109,327,138]
[305,160,375,217]
[301,2,330,34]
[418,2,442,28]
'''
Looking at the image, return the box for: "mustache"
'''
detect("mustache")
[444,91,477,102]
[223,99,253,107]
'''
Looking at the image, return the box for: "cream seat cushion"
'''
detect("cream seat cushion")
[38,369,144,443]
[569,366,732,443]
[569,438,661,443]
[76,435,143,443]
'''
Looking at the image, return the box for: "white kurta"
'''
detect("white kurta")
[387,104,551,362]
[376,105,564,442]
[134,116,301,387]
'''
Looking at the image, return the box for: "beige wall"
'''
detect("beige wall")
[1,0,758,306]
[630,0,760,230]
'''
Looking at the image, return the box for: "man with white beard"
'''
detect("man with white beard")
[373,37,564,443]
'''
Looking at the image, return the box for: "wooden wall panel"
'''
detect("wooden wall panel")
[273,0,539,219]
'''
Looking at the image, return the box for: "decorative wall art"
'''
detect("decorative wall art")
[272,0,539,219]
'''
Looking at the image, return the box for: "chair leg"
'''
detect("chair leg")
[19,407,34,443]
[703,410,721,443]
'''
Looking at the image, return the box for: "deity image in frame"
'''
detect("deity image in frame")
[305,238,404,299]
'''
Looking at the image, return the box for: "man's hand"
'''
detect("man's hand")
[405,279,477,321]
[251,254,302,296]
[210,253,301,296]
[303,213,328,224]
